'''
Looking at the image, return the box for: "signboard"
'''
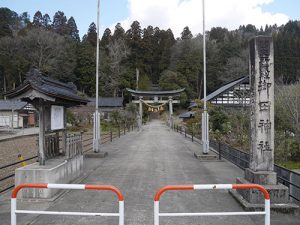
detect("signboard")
[51,105,64,130]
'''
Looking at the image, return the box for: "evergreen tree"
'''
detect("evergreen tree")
[52,11,67,35]
[67,16,80,42]
[75,42,96,95]
[181,26,193,40]
[125,21,143,80]
[42,13,51,29]
[84,22,97,46]
[0,8,18,37]
[32,11,43,27]
[101,28,112,50]
[113,23,125,40]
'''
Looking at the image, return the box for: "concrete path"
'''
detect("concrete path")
[0,120,299,225]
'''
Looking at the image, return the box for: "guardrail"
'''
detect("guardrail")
[0,156,38,193]
[173,124,300,204]
[154,184,270,225]
[11,183,124,225]
[66,133,83,159]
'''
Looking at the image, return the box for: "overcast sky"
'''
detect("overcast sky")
[1,0,299,37]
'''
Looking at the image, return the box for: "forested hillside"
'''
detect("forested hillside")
[0,7,300,101]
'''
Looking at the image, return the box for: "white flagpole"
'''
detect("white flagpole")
[93,0,101,152]
[202,0,209,154]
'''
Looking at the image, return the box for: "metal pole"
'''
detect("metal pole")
[93,0,101,153]
[202,0,209,154]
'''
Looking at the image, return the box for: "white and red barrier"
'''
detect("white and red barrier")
[11,183,124,225]
[154,184,270,225]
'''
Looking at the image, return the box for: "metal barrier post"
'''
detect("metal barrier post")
[11,197,16,225]
[185,128,186,137]
[118,126,121,138]
[154,184,270,225]
[110,130,113,142]
[11,183,124,225]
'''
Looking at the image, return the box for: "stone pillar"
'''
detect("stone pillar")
[139,96,143,128]
[246,36,276,184]
[168,97,173,127]
[234,36,290,207]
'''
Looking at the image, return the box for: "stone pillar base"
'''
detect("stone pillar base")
[236,177,288,204]
[85,151,108,158]
[194,152,218,161]
[230,177,299,213]
[245,168,277,185]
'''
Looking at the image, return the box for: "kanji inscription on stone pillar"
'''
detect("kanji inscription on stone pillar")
[249,36,274,172]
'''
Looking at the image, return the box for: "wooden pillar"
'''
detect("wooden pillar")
[38,104,46,165]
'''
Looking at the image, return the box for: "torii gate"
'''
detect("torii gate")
[126,88,185,129]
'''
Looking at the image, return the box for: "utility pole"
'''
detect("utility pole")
[93,0,101,153]
[202,0,209,154]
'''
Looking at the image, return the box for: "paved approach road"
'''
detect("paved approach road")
[0,120,299,225]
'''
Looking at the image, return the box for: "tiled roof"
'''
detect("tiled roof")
[179,111,195,118]
[5,69,89,105]
[0,100,27,111]
[88,97,123,107]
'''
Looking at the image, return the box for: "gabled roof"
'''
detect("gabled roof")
[5,69,89,105]
[204,76,249,101]
[188,101,197,109]
[179,111,195,119]
[126,88,185,97]
[88,97,123,107]
[0,100,27,111]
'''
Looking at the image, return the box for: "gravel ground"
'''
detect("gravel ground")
[0,129,128,193]
[0,135,38,192]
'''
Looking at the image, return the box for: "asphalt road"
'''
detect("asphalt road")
[0,120,299,225]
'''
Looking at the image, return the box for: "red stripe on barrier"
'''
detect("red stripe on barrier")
[154,185,194,201]
[11,183,48,198]
[85,184,124,201]
[232,184,270,200]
